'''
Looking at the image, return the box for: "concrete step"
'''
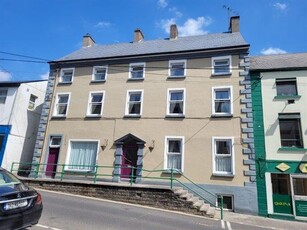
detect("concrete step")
[199,203,210,212]
[192,199,204,208]
[206,207,216,218]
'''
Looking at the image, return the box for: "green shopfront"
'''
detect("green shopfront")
[265,161,307,220]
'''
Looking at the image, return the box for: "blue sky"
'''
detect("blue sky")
[0,0,306,81]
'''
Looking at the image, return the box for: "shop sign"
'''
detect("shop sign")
[295,200,307,217]
[276,163,290,172]
[273,194,293,214]
[299,163,307,173]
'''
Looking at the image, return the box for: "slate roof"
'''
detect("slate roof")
[250,53,307,71]
[57,32,248,62]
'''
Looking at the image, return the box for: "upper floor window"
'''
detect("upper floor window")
[53,93,70,117]
[49,136,62,148]
[129,63,145,80]
[125,90,143,116]
[0,89,8,104]
[60,68,74,84]
[87,91,104,116]
[212,86,232,117]
[278,113,304,148]
[212,56,232,75]
[169,60,186,78]
[167,89,185,117]
[212,137,234,176]
[164,136,184,172]
[276,78,298,96]
[28,94,38,110]
[92,66,107,82]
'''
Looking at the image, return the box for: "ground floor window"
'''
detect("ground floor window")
[271,173,293,214]
[217,194,233,211]
[164,136,184,172]
[293,177,307,196]
[66,140,98,172]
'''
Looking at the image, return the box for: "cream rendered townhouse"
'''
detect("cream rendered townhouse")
[251,53,307,221]
[32,16,256,214]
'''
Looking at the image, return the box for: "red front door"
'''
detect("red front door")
[121,143,137,179]
[45,148,59,178]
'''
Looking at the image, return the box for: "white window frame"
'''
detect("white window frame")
[49,136,62,148]
[129,62,145,80]
[92,66,108,82]
[212,56,232,75]
[125,90,143,117]
[169,60,186,78]
[65,139,99,172]
[212,137,235,176]
[212,86,233,117]
[28,94,38,110]
[167,88,186,117]
[0,88,8,104]
[59,68,74,83]
[164,136,185,172]
[53,92,71,117]
[86,91,105,117]
[216,194,234,211]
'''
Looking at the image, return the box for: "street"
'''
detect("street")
[27,189,279,230]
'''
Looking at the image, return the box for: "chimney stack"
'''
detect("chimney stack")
[170,24,178,39]
[229,16,240,33]
[82,33,95,47]
[134,28,144,42]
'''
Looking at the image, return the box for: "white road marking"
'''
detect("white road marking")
[36,224,63,230]
[221,220,225,229]
[226,221,232,230]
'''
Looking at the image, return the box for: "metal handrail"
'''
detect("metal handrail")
[11,162,223,219]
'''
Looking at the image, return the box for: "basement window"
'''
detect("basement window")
[216,194,234,211]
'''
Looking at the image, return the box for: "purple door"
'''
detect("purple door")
[121,143,137,179]
[45,148,59,178]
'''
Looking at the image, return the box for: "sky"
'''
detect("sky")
[0,0,306,82]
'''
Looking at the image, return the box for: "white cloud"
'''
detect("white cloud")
[0,70,12,81]
[274,2,287,11]
[40,71,49,80]
[158,0,168,8]
[261,47,287,55]
[179,17,212,36]
[169,7,182,18]
[95,21,111,28]
[160,16,212,36]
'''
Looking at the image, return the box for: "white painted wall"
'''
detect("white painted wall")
[0,87,18,124]
[1,81,47,170]
[261,70,307,161]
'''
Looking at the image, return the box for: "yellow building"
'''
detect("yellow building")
[33,16,256,214]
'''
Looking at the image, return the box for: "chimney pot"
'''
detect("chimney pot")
[82,33,95,47]
[134,28,144,42]
[170,24,178,39]
[229,16,240,33]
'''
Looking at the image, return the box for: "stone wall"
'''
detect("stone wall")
[22,179,207,216]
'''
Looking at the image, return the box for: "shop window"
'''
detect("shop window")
[293,178,307,196]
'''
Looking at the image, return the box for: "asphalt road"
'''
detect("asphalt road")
[27,189,275,230]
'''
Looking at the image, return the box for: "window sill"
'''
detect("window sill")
[278,147,307,152]
[124,115,141,118]
[212,173,234,177]
[90,80,106,83]
[51,115,67,119]
[127,78,144,82]
[85,115,102,118]
[211,114,233,118]
[274,95,301,100]
[167,76,186,80]
[165,115,185,119]
[58,82,72,85]
[211,73,232,77]
[162,169,182,174]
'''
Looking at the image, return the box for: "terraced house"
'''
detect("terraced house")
[32,16,256,214]
[251,53,307,221]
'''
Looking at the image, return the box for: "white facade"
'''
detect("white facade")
[0,81,47,170]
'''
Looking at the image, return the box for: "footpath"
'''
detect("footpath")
[220,211,307,230]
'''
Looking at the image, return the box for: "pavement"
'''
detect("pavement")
[218,211,307,230]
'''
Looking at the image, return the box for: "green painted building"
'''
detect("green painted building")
[251,53,307,221]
